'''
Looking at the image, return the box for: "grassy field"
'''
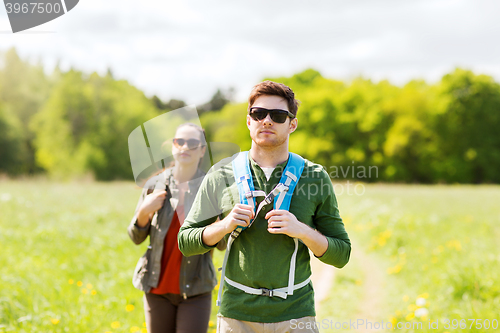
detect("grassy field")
[1,180,499,333]
[319,184,500,332]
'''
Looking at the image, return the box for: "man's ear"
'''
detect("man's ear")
[289,118,298,133]
[247,114,252,129]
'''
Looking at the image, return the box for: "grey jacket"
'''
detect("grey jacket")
[128,167,225,298]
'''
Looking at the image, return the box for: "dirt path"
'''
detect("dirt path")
[351,243,386,333]
[310,242,387,332]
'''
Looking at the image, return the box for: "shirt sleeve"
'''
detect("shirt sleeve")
[178,171,223,256]
[312,168,351,268]
[127,187,152,245]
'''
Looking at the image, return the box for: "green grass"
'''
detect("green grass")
[1,180,499,332]
[319,184,500,333]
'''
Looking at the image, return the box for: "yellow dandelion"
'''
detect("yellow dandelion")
[431,256,438,264]
[389,316,397,326]
[402,295,409,302]
[143,322,147,327]
[111,321,121,329]
[91,290,97,295]
[77,281,83,287]
[214,284,219,291]
[382,230,392,238]
[126,304,135,312]
[418,292,429,299]
[50,318,60,325]
[86,283,93,289]
[377,237,387,247]
[130,326,140,332]
[68,279,74,285]
[405,312,415,321]
[209,320,215,328]
[81,288,88,294]
[391,264,402,274]
[141,328,148,333]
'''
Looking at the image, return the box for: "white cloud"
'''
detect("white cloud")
[1,0,500,103]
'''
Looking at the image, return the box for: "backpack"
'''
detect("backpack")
[216,151,310,306]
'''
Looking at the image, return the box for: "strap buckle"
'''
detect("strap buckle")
[261,288,273,297]
[230,229,241,239]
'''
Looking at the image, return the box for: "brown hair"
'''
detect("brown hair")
[175,122,207,145]
[248,80,300,116]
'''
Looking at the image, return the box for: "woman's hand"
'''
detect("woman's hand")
[136,189,167,227]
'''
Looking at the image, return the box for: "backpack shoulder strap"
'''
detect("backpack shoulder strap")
[274,152,305,210]
[232,151,254,208]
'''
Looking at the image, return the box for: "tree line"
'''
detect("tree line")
[1,48,499,183]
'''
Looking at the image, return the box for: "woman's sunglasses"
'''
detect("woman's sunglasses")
[249,107,295,124]
[172,138,201,149]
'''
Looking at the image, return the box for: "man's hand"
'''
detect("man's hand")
[223,204,255,232]
[266,209,328,257]
[137,189,167,227]
[202,204,254,246]
[266,210,307,238]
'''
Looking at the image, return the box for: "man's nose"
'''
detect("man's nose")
[262,113,273,124]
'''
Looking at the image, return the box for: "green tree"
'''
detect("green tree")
[0,48,51,173]
[31,70,158,180]
[433,69,500,183]
[0,102,26,174]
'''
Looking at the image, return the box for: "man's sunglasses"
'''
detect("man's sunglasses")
[172,138,201,149]
[249,107,295,124]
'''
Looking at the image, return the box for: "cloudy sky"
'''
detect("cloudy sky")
[1,0,499,104]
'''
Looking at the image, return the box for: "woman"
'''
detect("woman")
[128,123,223,333]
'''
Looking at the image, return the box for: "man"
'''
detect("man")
[178,81,350,332]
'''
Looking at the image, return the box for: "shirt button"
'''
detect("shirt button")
[186,285,190,288]
[187,261,191,264]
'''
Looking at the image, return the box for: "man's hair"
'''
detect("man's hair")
[248,81,300,116]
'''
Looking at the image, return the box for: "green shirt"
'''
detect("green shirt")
[178,153,351,323]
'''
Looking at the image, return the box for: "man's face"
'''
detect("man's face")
[247,95,297,148]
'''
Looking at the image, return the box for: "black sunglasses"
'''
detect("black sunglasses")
[249,107,295,124]
[172,138,201,149]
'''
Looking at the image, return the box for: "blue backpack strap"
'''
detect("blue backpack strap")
[232,151,254,206]
[231,151,258,233]
[274,152,305,210]
[217,151,307,307]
